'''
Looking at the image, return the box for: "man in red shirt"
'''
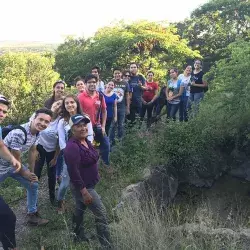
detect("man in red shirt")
[78,74,110,167]
[140,71,158,128]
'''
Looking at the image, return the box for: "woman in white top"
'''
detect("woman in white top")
[57,94,93,213]
[178,65,192,122]
[34,99,63,205]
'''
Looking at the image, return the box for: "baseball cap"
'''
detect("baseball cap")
[69,114,90,128]
[0,95,10,106]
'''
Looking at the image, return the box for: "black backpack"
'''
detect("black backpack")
[2,125,28,145]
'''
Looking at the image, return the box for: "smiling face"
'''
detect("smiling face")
[0,103,8,123]
[76,80,85,93]
[130,64,138,75]
[32,113,51,132]
[170,69,178,79]
[106,81,115,91]
[194,60,201,70]
[185,66,192,76]
[114,70,122,81]
[54,83,65,97]
[64,97,77,115]
[72,121,88,140]
[147,72,154,82]
[51,100,63,114]
[86,78,97,93]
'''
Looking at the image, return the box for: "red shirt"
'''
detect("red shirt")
[142,81,158,102]
[78,91,107,126]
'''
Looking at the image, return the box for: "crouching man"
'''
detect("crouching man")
[0,108,52,226]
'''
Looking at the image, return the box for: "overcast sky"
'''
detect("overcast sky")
[0,0,208,43]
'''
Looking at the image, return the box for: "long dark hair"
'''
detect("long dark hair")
[51,80,65,102]
[61,94,83,122]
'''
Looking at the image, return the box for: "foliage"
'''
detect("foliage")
[55,21,200,83]
[175,0,250,70]
[0,52,59,124]
[54,37,88,84]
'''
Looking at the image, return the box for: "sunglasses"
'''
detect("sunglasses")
[124,75,130,77]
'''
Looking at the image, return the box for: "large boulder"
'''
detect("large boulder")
[114,166,178,209]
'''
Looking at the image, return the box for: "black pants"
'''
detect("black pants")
[129,104,141,124]
[140,102,154,128]
[0,196,16,250]
[34,144,56,200]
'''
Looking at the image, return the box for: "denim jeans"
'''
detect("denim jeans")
[105,117,113,136]
[56,150,64,179]
[71,185,111,247]
[0,167,38,213]
[179,97,189,122]
[166,102,180,121]
[110,108,126,145]
[57,158,70,201]
[94,127,110,166]
[189,92,204,117]
[0,196,16,250]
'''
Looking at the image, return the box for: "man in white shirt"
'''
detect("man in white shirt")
[0,108,52,226]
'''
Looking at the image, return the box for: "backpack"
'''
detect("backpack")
[2,125,28,145]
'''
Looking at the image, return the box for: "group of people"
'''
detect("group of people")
[0,60,207,250]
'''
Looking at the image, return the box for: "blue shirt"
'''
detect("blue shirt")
[0,126,2,140]
[103,93,117,118]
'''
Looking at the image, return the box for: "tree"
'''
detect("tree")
[55,21,200,83]
[175,0,250,71]
[54,36,88,84]
[0,52,59,123]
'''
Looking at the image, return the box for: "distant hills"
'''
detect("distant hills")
[0,41,58,54]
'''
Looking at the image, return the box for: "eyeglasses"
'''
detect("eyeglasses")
[124,75,130,77]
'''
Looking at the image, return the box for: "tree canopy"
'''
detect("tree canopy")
[175,0,250,70]
[0,52,59,123]
[55,21,200,83]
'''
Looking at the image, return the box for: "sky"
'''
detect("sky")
[0,0,208,43]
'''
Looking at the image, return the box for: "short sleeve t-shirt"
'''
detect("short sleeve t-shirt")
[178,74,191,97]
[190,71,204,93]
[103,93,117,119]
[167,79,184,104]
[78,91,107,126]
[142,81,158,102]
[129,74,145,107]
[0,122,39,175]
[38,117,60,152]
[113,80,130,110]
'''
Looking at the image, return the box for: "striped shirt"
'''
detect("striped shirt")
[0,122,39,175]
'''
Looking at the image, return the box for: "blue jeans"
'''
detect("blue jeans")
[166,102,180,121]
[56,151,64,179]
[57,158,70,201]
[179,97,189,122]
[0,167,38,214]
[110,108,126,145]
[189,92,204,117]
[94,126,110,166]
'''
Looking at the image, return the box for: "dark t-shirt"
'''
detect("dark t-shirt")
[129,74,145,107]
[190,71,204,93]
[113,80,130,110]
[44,97,54,109]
